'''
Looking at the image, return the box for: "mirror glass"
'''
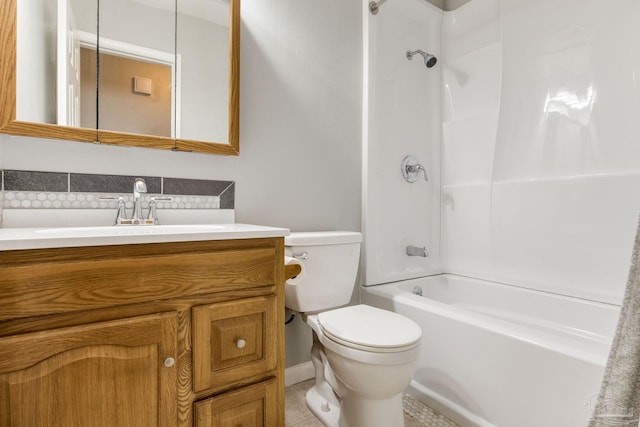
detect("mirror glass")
[177,0,230,143]
[97,0,176,138]
[16,0,97,129]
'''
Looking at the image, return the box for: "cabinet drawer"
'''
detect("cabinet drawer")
[193,296,277,392]
[0,239,278,321]
[194,378,278,427]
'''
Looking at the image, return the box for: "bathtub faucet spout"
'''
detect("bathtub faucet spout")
[406,245,429,257]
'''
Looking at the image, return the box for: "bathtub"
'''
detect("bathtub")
[360,274,619,427]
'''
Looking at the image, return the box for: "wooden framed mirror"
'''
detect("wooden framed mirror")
[0,0,240,156]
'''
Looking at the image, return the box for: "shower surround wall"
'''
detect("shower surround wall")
[363,0,443,286]
[441,0,640,305]
[365,0,640,304]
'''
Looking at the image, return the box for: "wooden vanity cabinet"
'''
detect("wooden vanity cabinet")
[0,237,285,427]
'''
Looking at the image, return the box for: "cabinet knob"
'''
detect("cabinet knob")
[164,357,175,368]
[236,339,246,349]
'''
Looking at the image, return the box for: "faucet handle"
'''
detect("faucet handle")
[100,195,131,225]
[114,196,128,225]
[147,199,158,225]
[147,197,172,225]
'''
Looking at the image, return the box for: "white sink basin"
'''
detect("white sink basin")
[34,224,226,236]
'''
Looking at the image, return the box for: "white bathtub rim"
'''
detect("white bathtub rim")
[362,276,612,367]
[365,272,618,329]
[437,267,623,306]
[367,272,621,309]
[452,302,610,345]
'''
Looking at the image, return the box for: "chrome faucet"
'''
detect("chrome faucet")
[131,178,148,224]
[103,178,171,225]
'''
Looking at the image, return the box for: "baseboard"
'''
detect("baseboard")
[284,361,315,387]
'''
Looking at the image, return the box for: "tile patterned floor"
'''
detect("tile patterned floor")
[285,379,459,427]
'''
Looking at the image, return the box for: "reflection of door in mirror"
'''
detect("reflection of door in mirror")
[16,0,96,128]
[177,0,230,144]
[57,0,81,127]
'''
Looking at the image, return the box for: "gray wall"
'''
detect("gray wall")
[0,0,363,368]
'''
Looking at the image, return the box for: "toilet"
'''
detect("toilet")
[285,231,422,427]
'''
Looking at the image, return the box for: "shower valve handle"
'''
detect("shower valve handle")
[402,156,428,183]
[407,163,427,176]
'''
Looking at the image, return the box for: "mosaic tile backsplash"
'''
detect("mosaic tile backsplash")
[1,170,234,211]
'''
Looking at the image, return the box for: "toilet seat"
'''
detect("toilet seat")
[318,305,421,353]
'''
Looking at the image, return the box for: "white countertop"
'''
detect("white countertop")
[0,223,290,251]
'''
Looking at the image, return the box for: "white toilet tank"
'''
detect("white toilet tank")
[285,231,362,313]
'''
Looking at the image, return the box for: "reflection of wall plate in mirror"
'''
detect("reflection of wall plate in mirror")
[133,77,152,96]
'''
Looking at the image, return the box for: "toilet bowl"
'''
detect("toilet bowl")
[285,232,422,427]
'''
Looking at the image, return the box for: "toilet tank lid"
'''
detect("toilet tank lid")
[285,231,362,246]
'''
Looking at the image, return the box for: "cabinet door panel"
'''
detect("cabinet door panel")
[0,313,177,427]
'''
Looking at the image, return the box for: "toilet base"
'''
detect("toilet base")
[305,384,340,427]
[305,382,406,427]
[302,314,416,427]
[339,392,405,427]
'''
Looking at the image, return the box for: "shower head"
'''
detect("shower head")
[406,49,438,68]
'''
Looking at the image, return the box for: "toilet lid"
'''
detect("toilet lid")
[318,305,421,351]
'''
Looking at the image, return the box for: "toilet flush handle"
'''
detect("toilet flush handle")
[292,252,309,260]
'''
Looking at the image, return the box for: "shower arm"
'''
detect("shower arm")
[406,49,427,59]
